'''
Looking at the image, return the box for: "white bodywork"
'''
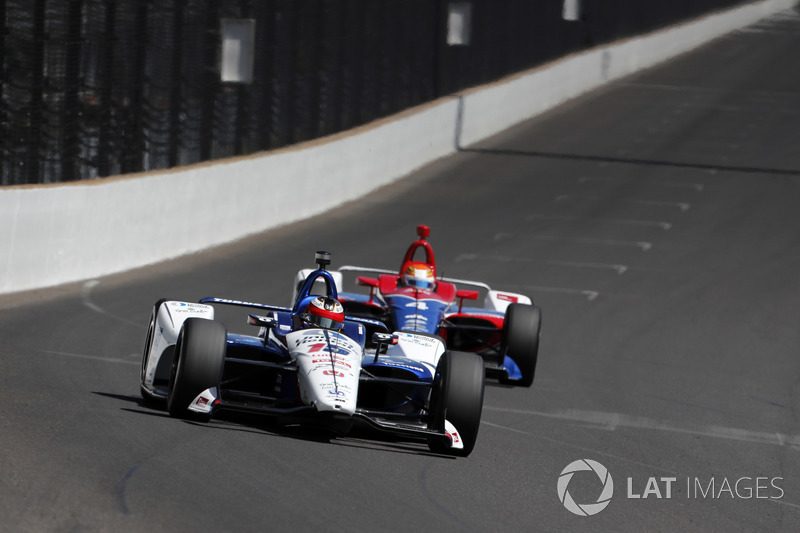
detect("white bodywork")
[188,387,219,414]
[287,328,363,416]
[384,331,446,372]
[444,420,464,451]
[142,301,214,394]
[483,290,532,313]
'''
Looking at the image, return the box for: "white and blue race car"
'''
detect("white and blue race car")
[140,251,485,456]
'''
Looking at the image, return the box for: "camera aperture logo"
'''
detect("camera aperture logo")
[558,459,614,516]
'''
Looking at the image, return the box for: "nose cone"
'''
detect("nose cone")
[313,392,356,416]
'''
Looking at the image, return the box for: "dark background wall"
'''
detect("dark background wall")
[0,0,748,185]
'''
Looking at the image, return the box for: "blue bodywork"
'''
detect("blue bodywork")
[384,293,449,334]
[338,290,524,382]
[197,265,440,420]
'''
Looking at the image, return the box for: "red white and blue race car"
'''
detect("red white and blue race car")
[141,251,485,456]
[292,226,542,387]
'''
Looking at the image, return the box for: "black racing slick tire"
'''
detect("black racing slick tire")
[167,318,227,421]
[428,351,485,457]
[501,303,541,388]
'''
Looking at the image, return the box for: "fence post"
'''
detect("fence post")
[97,0,116,177]
[168,0,185,168]
[121,0,148,174]
[0,1,5,183]
[61,0,83,182]
[25,0,46,183]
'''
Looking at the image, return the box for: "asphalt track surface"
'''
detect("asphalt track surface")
[2,7,800,532]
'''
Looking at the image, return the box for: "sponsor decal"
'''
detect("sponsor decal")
[496,293,519,303]
[447,429,460,445]
[318,382,352,391]
[211,298,259,306]
[386,362,425,373]
[323,370,345,378]
[307,342,351,356]
[295,331,354,347]
[312,358,352,368]
[398,334,438,348]
[169,302,212,314]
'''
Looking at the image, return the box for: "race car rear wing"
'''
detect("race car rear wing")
[198,296,387,332]
[338,265,492,292]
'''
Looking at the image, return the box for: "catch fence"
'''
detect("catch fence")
[0,0,748,185]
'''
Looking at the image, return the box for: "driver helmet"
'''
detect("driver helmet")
[299,296,345,330]
[401,262,436,290]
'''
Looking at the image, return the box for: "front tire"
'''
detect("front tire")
[428,351,485,456]
[167,318,227,421]
[501,303,541,387]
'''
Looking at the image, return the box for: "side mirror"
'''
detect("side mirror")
[358,276,379,303]
[372,332,398,345]
[371,332,398,362]
[248,314,277,328]
[456,289,479,313]
[357,276,379,288]
[456,289,479,300]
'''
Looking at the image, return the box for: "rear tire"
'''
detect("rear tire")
[501,303,541,387]
[167,318,227,421]
[428,351,485,456]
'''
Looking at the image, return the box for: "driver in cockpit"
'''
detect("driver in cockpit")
[294,295,345,331]
[400,262,436,291]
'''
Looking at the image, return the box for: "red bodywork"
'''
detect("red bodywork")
[354,225,504,353]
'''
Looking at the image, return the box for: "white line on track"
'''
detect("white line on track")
[81,280,105,314]
[39,349,139,365]
[515,285,600,301]
[453,253,627,274]
[530,234,653,251]
[548,260,628,274]
[768,498,800,510]
[82,280,140,327]
[578,176,705,192]
[480,421,680,475]
[526,213,672,230]
[556,194,691,212]
[483,406,800,449]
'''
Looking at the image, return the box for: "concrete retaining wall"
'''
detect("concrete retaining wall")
[0,0,795,295]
